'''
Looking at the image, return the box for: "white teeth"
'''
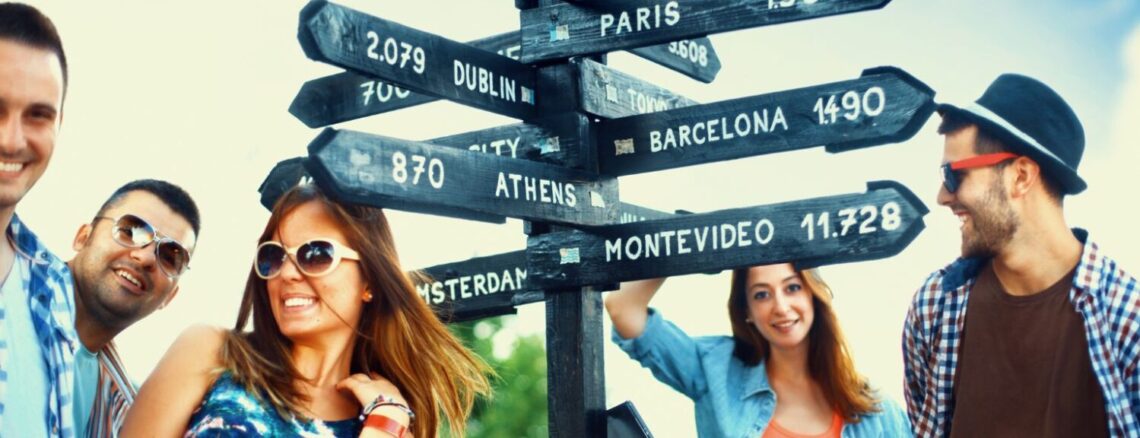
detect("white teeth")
[0,162,22,172]
[116,270,141,288]
[284,297,315,308]
[772,320,797,328]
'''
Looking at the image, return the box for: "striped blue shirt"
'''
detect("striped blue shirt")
[903,229,1140,437]
[0,214,78,437]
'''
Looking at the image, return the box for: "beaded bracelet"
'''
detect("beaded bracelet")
[360,393,416,424]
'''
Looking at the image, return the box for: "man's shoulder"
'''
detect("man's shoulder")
[911,257,982,303]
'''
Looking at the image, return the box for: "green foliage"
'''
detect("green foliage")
[446,317,548,438]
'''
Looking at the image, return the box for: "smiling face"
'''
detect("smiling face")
[0,39,64,216]
[744,263,814,353]
[70,191,196,332]
[937,125,1020,258]
[264,200,367,343]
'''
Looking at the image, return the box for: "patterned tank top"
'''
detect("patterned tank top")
[184,372,361,437]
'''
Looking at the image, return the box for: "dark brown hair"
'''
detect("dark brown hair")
[938,111,1063,201]
[221,184,491,437]
[0,3,68,89]
[727,267,878,423]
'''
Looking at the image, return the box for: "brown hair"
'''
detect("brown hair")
[727,267,877,423]
[220,184,491,437]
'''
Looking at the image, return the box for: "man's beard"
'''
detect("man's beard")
[961,179,1019,259]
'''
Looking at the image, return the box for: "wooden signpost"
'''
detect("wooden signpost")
[283,0,931,435]
[520,0,891,63]
[300,1,539,120]
[526,181,927,288]
[291,28,720,128]
[596,67,934,175]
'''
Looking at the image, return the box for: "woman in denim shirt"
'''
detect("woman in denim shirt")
[606,263,911,438]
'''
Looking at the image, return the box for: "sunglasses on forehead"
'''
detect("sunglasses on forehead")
[254,239,360,279]
[94,214,192,278]
[940,152,1020,193]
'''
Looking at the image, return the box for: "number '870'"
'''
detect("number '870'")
[800,202,901,241]
[391,152,444,189]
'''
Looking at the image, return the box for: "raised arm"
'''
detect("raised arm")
[121,324,226,438]
[604,277,666,340]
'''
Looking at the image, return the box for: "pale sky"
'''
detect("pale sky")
[19,0,1140,434]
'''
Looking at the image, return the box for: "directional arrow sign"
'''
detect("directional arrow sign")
[290,31,522,128]
[300,0,538,120]
[578,58,698,119]
[520,0,890,63]
[628,37,721,83]
[306,128,620,226]
[291,28,714,127]
[526,180,927,288]
[258,156,507,224]
[413,250,543,323]
[596,67,934,176]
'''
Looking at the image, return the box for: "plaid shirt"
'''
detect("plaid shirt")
[903,229,1140,437]
[0,214,78,437]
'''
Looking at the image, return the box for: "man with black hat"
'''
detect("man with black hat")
[902,74,1140,437]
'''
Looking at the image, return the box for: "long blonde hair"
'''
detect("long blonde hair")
[221,184,492,436]
[728,267,877,422]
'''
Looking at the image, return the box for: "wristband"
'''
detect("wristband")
[364,414,407,438]
[360,393,415,423]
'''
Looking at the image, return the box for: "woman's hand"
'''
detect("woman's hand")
[337,373,411,426]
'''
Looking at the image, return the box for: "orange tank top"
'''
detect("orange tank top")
[760,412,843,438]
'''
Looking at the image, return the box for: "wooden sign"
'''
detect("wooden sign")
[520,0,890,63]
[290,31,522,128]
[258,156,507,223]
[526,180,927,288]
[577,58,698,119]
[628,36,720,83]
[414,250,543,322]
[306,128,620,226]
[423,114,588,169]
[300,0,538,119]
[291,29,719,127]
[596,67,934,176]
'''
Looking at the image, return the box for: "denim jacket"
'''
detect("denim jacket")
[614,308,911,438]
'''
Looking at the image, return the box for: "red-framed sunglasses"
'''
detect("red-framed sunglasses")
[940,152,1020,193]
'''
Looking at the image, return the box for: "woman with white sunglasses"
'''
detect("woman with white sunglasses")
[123,184,491,437]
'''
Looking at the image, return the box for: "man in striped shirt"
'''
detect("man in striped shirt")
[68,179,200,437]
[903,74,1140,437]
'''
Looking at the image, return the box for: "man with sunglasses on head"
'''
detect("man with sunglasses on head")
[68,179,199,437]
[0,3,77,437]
[902,74,1140,437]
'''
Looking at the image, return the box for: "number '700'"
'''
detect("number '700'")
[391,152,444,189]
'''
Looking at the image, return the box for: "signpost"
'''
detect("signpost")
[286,1,926,435]
[526,181,927,288]
[597,67,934,175]
[520,0,891,63]
[300,1,539,120]
[577,58,698,119]
[306,128,620,226]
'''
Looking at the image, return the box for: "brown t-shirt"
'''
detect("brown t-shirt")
[949,263,1108,438]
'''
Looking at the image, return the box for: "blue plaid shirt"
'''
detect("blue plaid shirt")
[0,214,77,437]
[903,229,1140,437]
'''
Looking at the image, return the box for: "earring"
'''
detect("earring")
[362,290,373,302]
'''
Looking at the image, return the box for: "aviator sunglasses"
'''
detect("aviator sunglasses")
[254,239,360,279]
[94,214,192,278]
[940,152,1020,193]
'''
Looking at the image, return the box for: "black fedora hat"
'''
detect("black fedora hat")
[936,74,1086,194]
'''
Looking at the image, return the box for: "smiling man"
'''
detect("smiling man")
[902,74,1140,437]
[0,3,76,437]
[68,179,200,437]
